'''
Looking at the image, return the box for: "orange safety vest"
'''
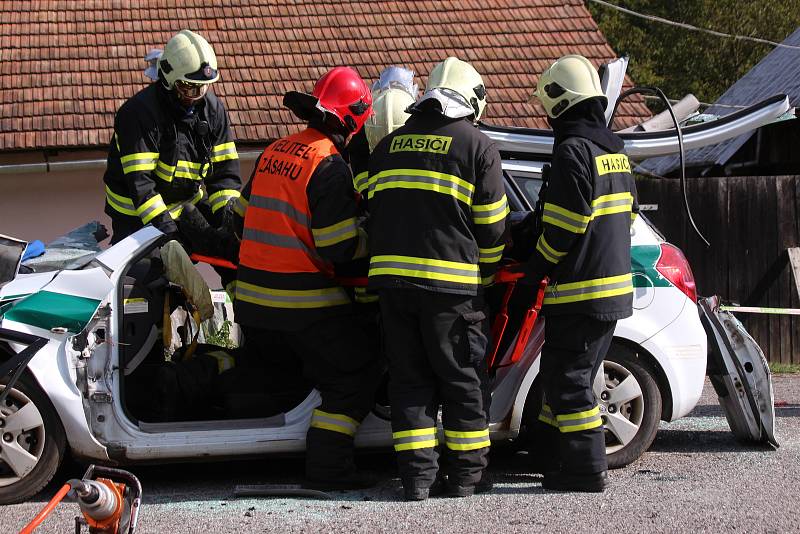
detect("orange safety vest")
[239,128,338,276]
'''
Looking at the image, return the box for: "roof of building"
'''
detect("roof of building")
[639,27,800,177]
[0,0,650,152]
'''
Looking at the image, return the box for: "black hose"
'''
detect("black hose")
[609,87,710,247]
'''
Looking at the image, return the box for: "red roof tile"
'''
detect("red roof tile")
[0,0,649,152]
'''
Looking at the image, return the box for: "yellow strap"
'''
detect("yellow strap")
[547,273,631,292]
[371,254,478,272]
[472,196,507,213]
[394,439,438,452]
[312,217,359,248]
[445,440,490,451]
[393,428,437,439]
[137,194,168,224]
[556,406,600,422]
[443,429,489,438]
[536,235,567,264]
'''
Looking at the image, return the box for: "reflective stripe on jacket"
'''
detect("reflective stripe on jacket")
[103,83,241,237]
[366,112,509,295]
[531,136,639,320]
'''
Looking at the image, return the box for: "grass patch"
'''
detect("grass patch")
[769,362,800,374]
[204,320,237,349]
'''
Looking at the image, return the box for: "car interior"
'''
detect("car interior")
[118,241,314,426]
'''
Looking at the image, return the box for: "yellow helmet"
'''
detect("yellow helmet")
[365,88,415,152]
[533,55,606,118]
[158,30,219,90]
[426,57,487,120]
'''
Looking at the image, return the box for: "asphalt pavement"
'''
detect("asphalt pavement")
[4,376,800,533]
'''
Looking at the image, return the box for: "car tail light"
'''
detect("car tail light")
[655,243,697,303]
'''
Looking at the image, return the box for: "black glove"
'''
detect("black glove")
[175,202,213,255]
[506,259,545,286]
[176,202,241,262]
[506,211,539,262]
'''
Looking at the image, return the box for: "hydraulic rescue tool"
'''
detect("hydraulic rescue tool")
[19,465,142,534]
[488,269,548,371]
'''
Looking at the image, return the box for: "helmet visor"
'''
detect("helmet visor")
[185,63,219,83]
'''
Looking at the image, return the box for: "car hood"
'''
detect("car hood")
[1,268,113,334]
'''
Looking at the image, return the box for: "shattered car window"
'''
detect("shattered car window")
[22,221,108,273]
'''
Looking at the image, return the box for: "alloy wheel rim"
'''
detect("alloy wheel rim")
[594,360,645,454]
[0,386,46,487]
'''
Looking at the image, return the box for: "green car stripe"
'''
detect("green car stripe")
[631,245,672,288]
[3,290,101,333]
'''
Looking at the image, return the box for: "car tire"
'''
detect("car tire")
[600,343,662,469]
[519,342,662,469]
[0,369,67,505]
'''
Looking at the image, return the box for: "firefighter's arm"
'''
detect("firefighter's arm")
[204,98,242,220]
[230,167,254,235]
[114,104,177,235]
[522,143,593,280]
[308,156,367,263]
[471,144,510,285]
[349,128,371,199]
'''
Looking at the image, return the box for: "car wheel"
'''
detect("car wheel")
[597,344,662,469]
[0,372,66,505]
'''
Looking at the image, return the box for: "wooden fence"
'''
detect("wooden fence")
[636,175,800,365]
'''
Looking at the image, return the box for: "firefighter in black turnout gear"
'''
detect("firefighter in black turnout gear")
[231,67,381,490]
[103,30,241,244]
[368,58,509,501]
[513,55,639,492]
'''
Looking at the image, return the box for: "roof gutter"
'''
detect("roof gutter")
[0,150,264,175]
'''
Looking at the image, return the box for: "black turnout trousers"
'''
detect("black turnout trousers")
[380,288,491,489]
[241,312,381,481]
[535,313,616,475]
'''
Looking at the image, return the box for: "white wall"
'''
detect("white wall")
[0,168,111,243]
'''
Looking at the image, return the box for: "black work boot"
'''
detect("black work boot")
[403,476,447,501]
[542,470,608,493]
[475,471,493,494]
[445,471,493,498]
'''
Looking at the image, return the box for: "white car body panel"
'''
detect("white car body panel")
[640,298,708,420]
[5,329,109,461]
[0,271,57,300]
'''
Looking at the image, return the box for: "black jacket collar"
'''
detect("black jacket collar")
[548,98,624,153]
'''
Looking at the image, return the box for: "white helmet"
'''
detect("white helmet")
[416,57,487,120]
[158,30,219,90]
[365,67,419,151]
[533,54,606,118]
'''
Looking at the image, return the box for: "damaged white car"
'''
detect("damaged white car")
[0,93,785,504]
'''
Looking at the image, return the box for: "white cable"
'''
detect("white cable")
[588,0,800,51]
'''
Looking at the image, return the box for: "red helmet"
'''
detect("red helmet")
[313,67,373,133]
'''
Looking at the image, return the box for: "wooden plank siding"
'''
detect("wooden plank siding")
[637,175,800,364]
